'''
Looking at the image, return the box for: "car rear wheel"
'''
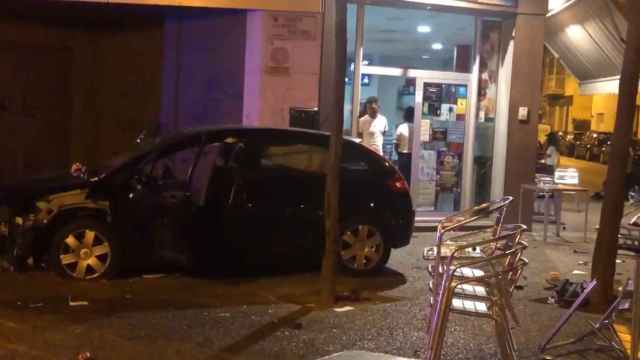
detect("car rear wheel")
[339,223,390,275]
[49,219,120,280]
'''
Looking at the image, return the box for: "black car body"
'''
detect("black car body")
[574,131,611,161]
[557,131,583,157]
[601,138,640,165]
[0,127,414,279]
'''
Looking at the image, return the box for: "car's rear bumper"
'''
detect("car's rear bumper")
[388,208,414,248]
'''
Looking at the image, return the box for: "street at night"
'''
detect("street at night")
[0,219,635,359]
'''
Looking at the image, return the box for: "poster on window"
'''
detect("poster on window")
[477,20,502,123]
[416,150,437,209]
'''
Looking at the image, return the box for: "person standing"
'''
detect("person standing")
[545,132,560,171]
[395,106,414,184]
[358,96,388,156]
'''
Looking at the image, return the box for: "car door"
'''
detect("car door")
[123,138,204,267]
[223,135,327,269]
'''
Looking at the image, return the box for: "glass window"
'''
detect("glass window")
[145,147,199,183]
[363,6,475,72]
[474,19,502,205]
[260,144,328,174]
[344,3,358,135]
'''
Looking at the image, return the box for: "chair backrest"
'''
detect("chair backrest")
[451,243,529,287]
[437,196,513,237]
[445,224,527,262]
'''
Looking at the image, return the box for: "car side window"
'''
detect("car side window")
[259,144,328,174]
[144,147,200,184]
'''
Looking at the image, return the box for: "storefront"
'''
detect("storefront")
[342,1,523,220]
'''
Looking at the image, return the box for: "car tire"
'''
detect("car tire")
[49,218,121,280]
[338,221,391,275]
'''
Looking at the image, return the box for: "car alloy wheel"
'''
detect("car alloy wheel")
[58,228,112,280]
[340,224,385,271]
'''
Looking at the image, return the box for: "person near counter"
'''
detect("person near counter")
[358,96,388,156]
[395,106,414,184]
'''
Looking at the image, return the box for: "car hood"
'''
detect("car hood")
[0,172,90,207]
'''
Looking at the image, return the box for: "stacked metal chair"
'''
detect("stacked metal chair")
[423,196,529,360]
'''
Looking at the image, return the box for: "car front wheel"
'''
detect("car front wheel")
[339,223,390,275]
[50,218,120,280]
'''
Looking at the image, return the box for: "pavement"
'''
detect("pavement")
[0,157,634,360]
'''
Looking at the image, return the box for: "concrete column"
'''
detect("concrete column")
[503,0,547,225]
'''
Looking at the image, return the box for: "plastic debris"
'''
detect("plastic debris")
[333,306,355,312]
[577,261,589,266]
[142,274,166,279]
[68,297,89,306]
[571,270,587,275]
[77,351,93,360]
[547,297,556,305]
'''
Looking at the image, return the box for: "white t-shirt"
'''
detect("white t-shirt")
[359,114,388,155]
[545,146,559,167]
[395,122,413,153]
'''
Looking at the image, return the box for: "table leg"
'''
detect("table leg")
[555,194,562,237]
[518,186,524,224]
[584,192,589,243]
[632,257,640,360]
[544,193,550,243]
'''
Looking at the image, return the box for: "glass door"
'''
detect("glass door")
[412,75,473,217]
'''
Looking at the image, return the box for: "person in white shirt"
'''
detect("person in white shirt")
[395,106,414,184]
[545,132,560,169]
[358,96,388,156]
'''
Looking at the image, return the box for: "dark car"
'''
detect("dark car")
[574,131,611,162]
[557,131,583,157]
[601,138,640,165]
[0,127,414,280]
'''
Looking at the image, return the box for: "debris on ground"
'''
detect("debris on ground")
[77,351,93,360]
[28,303,43,308]
[545,272,561,287]
[546,297,556,305]
[616,259,626,264]
[577,260,589,266]
[571,270,587,275]
[333,306,355,312]
[142,274,167,279]
[68,297,89,306]
[573,249,589,255]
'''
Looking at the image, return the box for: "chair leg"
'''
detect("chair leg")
[494,301,517,360]
[427,284,455,360]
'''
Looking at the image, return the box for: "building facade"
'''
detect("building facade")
[0,0,546,223]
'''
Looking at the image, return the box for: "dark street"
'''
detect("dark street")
[0,222,633,360]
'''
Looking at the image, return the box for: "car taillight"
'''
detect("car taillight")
[388,173,409,193]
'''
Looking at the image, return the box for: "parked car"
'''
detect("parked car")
[601,138,640,165]
[0,127,414,280]
[574,131,611,162]
[557,131,584,157]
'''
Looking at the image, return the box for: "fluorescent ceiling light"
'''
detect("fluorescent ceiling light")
[417,25,432,33]
[431,42,443,50]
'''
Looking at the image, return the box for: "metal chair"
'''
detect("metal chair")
[426,242,529,360]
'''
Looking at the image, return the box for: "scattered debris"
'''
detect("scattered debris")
[577,261,589,266]
[571,270,587,275]
[77,351,93,360]
[68,297,89,306]
[333,306,355,312]
[546,297,556,305]
[142,274,166,279]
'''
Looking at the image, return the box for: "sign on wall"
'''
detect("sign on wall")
[268,14,319,42]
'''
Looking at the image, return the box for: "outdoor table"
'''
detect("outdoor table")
[518,183,590,242]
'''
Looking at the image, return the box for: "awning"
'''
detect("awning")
[57,0,322,12]
[545,0,627,83]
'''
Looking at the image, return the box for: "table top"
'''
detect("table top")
[521,183,589,192]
